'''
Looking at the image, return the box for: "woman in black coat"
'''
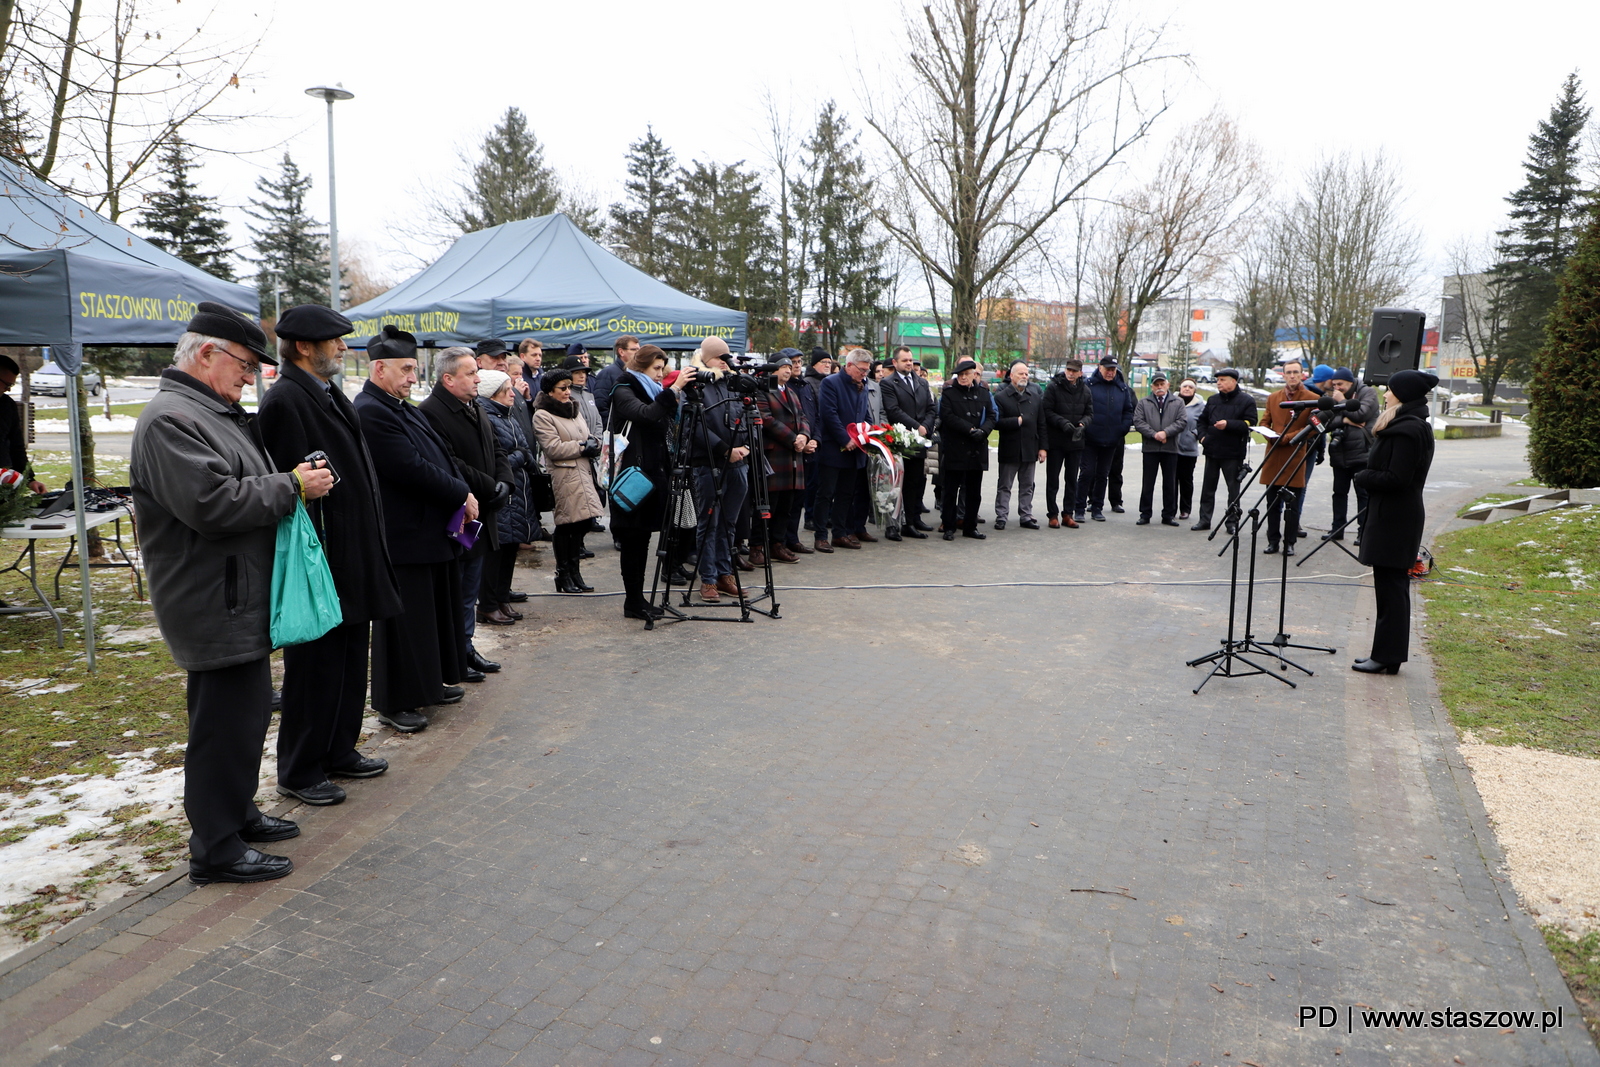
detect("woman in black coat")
[607,345,698,620]
[477,371,536,618]
[937,359,993,541]
[1351,370,1437,673]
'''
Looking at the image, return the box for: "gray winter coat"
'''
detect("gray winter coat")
[131,370,300,671]
[572,383,603,438]
[1177,395,1205,457]
[1132,391,1188,454]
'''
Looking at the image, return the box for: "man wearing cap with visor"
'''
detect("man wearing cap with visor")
[132,303,336,885]
[257,305,403,807]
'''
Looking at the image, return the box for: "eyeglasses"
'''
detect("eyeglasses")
[216,346,261,377]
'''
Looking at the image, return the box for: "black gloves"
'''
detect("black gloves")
[968,426,986,440]
[580,438,603,459]
[489,482,511,509]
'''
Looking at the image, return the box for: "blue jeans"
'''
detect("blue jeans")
[693,464,748,581]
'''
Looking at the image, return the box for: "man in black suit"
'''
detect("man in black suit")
[420,348,512,676]
[353,328,475,731]
[257,305,404,805]
[879,346,934,539]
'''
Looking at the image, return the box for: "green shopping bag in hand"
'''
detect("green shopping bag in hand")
[270,500,343,647]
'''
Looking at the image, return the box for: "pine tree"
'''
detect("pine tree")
[138,137,235,280]
[1527,209,1600,488]
[608,126,679,277]
[244,153,327,310]
[1491,74,1593,381]
[452,107,560,232]
[792,103,888,351]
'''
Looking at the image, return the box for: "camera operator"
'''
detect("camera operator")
[1321,370,1374,544]
[755,351,815,564]
[686,337,751,601]
[1191,368,1255,532]
[1352,370,1438,674]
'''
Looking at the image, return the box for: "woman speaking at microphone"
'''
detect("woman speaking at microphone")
[1350,369,1437,674]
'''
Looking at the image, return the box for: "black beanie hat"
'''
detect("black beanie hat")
[1387,369,1438,404]
[187,302,270,362]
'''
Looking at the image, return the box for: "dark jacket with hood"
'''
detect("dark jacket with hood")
[479,394,536,545]
[1354,399,1435,570]
[1041,372,1092,452]
[1084,369,1135,448]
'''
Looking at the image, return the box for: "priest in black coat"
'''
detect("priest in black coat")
[257,305,404,805]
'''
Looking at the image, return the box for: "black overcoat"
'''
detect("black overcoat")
[1041,373,1092,452]
[256,362,403,623]
[607,375,681,533]
[1196,388,1256,460]
[353,381,469,567]
[937,381,993,472]
[994,381,1044,463]
[1354,400,1434,570]
[420,383,513,554]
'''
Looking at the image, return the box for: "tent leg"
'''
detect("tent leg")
[66,374,95,673]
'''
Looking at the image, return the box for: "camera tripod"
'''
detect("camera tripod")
[644,383,779,628]
[1296,506,1366,568]
[1187,419,1336,691]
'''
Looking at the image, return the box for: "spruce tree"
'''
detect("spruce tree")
[452,107,560,232]
[1527,209,1600,488]
[244,153,327,309]
[608,126,679,277]
[139,137,235,280]
[1491,74,1592,381]
[664,160,782,348]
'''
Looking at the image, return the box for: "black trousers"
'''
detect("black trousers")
[1139,453,1178,521]
[813,464,866,541]
[800,455,820,529]
[941,468,985,533]
[1196,457,1244,526]
[1044,449,1083,519]
[1108,443,1125,507]
[279,621,369,791]
[1331,463,1369,537]
[762,488,801,547]
[372,561,462,714]
[1370,565,1412,663]
[477,543,518,609]
[1176,455,1197,515]
[185,656,272,867]
[902,452,928,521]
[1077,443,1120,514]
[618,528,652,605]
[1265,485,1305,546]
[554,521,588,570]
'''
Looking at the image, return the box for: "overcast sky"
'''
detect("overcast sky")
[182,0,1599,309]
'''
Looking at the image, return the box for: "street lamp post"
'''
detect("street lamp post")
[304,85,354,312]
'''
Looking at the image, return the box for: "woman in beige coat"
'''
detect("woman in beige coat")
[532,369,603,593]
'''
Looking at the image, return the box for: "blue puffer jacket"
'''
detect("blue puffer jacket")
[478,396,536,545]
[1084,370,1135,447]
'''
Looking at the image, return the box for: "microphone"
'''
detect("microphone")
[1278,395,1360,412]
[1287,413,1324,447]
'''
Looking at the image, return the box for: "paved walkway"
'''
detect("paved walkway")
[2,428,1592,1067]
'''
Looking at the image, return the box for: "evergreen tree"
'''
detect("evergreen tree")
[452,107,560,232]
[1527,209,1600,488]
[244,153,327,310]
[664,160,782,349]
[792,103,888,352]
[1491,73,1593,381]
[608,126,679,277]
[139,137,235,280]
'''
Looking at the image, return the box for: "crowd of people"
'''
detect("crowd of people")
[123,299,1434,885]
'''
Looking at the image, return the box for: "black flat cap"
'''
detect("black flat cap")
[275,304,353,343]
[558,355,587,372]
[475,339,508,358]
[1215,367,1240,380]
[367,324,418,363]
[187,301,270,363]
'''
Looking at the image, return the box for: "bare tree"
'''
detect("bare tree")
[864,0,1180,362]
[1089,112,1264,366]
[1443,237,1517,404]
[1228,219,1288,384]
[1276,152,1420,376]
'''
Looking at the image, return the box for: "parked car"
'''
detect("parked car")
[1264,368,1285,385]
[30,362,102,397]
[1190,366,1217,383]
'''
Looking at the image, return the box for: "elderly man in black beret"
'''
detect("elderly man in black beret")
[132,302,335,885]
[257,305,403,806]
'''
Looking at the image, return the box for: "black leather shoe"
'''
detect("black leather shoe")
[1283,542,1296,557]
[276,780,346,806]
[902,527,928,539]
[242,814,300,842]
[499,605,523,620]
[962,530,987,540]
[435,685,465,705]
[462,667,486,683]
[912,519,935,532]
[943,530,956,541]
[270,688,283,711]
[623,598,663,621]
[1135,517,1151,525]
[1019,519,1039,530]
[1110,505,1125,514]
[469,651,501,673]
[993,519,1007,530]
[1264,542,1280,554]
[378,709,428,733]
[885,529,903,541]
[190,848,293,886]
[507,590,530,603]
[1091,512,1105,522]
[1191,522,1211,531]
[1320,532,1345,542]
[1352,658,1400,674]
[329,755,388,779]
[1161,518,1180,527]
[578,548,596,560]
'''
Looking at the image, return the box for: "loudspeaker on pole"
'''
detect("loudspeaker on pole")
[1364,308,1425,386]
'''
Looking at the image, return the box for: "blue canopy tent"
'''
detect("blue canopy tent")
[342,213,748,353]
[1,157,259,669]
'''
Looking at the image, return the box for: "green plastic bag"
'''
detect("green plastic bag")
[270,500,343,647]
